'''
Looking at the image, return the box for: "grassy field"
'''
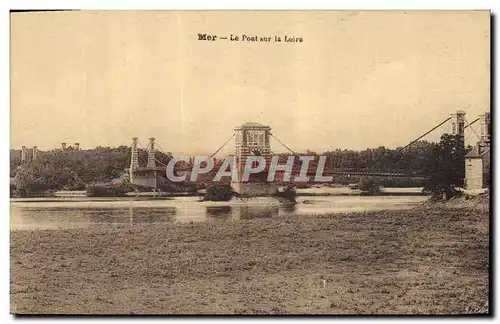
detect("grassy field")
[10,197,489,315]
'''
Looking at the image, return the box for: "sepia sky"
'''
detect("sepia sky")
[11,11,490,156]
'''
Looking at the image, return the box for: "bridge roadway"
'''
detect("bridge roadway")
[130,166,421,178]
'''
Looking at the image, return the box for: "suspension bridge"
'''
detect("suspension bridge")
[127,110,490,194]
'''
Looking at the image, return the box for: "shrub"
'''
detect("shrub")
[275,186,297,202]
[204,184,233,201]
[358,177,381,195]
[86,183,130,197]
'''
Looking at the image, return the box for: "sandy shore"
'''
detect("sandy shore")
[10,198,489,315]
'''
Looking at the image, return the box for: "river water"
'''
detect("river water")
[10,195,428,230]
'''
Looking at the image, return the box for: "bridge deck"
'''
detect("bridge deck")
[128,166,421,178]
[129,167,167,172]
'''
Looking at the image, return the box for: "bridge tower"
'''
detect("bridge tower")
[479,112,491,145]
[232,122,277,196]
[129,137,139,182]
[128,137,161,189]
[147,137,156,168]
[478,111,491,158]
[450,110,466,138]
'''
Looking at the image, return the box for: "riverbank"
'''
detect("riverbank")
[10,197,489,315]
[12,187,426,199]
[296,187,425,196]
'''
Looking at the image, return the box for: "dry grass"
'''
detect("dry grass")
[10,198,489,315]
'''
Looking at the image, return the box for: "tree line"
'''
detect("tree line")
[10,135,472,196]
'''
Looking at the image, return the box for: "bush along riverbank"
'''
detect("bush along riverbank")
[202,184,298,203]
[10,196,489,314]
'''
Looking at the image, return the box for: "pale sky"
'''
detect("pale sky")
[11,11,490,155]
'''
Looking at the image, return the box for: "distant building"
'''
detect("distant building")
[464,112,490,190]
[465,146,484,190]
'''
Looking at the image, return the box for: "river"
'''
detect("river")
[10,195,428,230]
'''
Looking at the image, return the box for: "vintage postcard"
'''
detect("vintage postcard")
[10,10,490,315]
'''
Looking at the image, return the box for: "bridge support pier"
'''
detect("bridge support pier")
[231,181,278,196]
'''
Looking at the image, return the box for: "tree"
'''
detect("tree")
[423,134,467,198]
[11,146,130,195]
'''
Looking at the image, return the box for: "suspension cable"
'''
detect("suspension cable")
[136,142,151,166]
[271,116,449,176]
[362,117,451,174]
[463,129,474,147]
[138,141,172,168]
[464,117,480,129]
[154,158,169,167]
[209,134,235,158]
[152,141,174,168]
[464,117,481,142]
[270,133,297,155]
[138,141,149,151]
[154,142,173,158]
[399,117,451,151]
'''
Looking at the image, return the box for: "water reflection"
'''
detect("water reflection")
[12,206,178,230]
[10,195,428,230]
[206,205,282,221]
[206,206,232,220]
[127,207,177,224]
[280,203,297,214]
[236,205,279,220]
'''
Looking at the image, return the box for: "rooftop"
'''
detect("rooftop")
[465,146,481,158]
[236,122,270,129]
